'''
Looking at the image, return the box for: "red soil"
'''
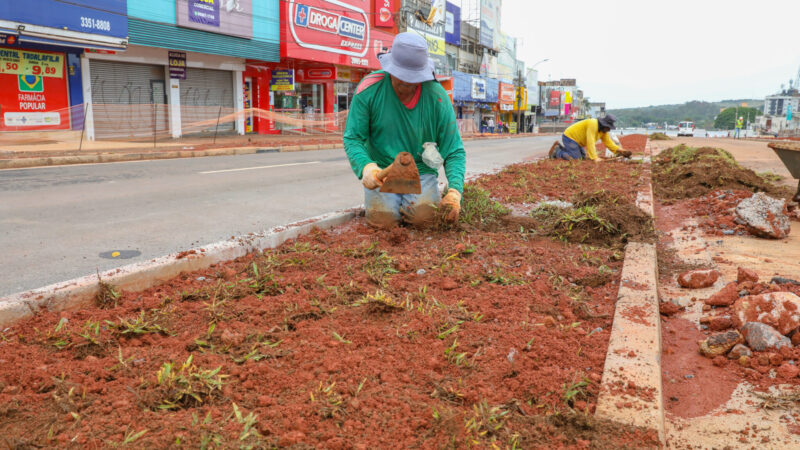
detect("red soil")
[597,134,648,155]
[0,163,658,448]
[475,159,647,205]
[661,318,741,418]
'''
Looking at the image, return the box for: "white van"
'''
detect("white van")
[678,121,695,137]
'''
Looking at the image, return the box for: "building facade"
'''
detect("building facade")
[0,0,129,132]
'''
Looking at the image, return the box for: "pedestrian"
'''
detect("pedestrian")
[548,114,632,161]
[734,116,743,139]
[487,117,495,134]
[481,117,487,134]
[343,32,466,229]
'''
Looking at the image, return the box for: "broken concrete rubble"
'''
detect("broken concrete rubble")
[740,322,791,351]
[698,330,743,357]
[677,269,720,289]
[736,267,758,284]
[732,291,800,335]
[734,192,791,239]
[727,343,752,359]
[704,282,739,307]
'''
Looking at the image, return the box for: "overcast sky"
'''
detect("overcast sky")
[464,0,799,108]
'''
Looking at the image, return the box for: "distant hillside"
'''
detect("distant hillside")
[608,99,764,129]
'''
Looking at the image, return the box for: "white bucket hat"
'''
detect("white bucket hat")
[378,32,435,84]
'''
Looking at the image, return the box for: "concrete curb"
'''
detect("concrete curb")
[0,209,360,328]
[0,134,551,170]
[595,165,665,443]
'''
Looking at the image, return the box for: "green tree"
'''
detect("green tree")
[713,107,761,130]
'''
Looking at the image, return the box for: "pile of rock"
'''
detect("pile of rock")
[734,192,791,239]
[697,267,800,378]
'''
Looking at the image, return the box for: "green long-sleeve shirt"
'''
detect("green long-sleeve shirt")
[343,71,466,194]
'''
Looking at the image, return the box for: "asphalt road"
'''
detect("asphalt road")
[0,136,552,296]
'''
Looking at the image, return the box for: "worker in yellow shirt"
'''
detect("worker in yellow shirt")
[548,114,632,160]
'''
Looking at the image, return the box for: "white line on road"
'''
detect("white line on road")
[199,161,321,174]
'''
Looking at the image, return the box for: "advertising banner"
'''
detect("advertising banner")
[499,82,515,102]
[176,0,253,39]
[445,2,461,46]
[270,69,294,91]
[525,68,538,107]
[548,89,561,108]
[0,48,64,78]
[0,48,69,130]
[168,51,187,80]
[479,0,499,49]
[0,0,128,39]
[471,77,486,100]
[516,87,526,110]
[405,12,446,74]
[283,0,395,69]
[373,0,395,28]
[297,67,335,82]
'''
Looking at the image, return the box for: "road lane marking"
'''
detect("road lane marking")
[199,161,321,174]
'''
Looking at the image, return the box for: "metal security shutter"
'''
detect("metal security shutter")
[89,60,167,139]
[180,68,235,134]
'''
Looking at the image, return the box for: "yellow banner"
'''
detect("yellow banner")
[0,49,63,78]
[423,34,445,56]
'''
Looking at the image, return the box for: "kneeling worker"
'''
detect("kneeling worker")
[549,114,632,161]
[343,32,466,228]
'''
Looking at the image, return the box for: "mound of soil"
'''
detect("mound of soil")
[653,145,790,201]
[598,134,648,154]
[532,191,655,247]
[648,132,671,141]
[477,159,647,205]
[0,160,657,448]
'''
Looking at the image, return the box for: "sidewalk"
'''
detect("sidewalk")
[0,131,551,170]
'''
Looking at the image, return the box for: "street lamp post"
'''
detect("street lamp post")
[522,58,548,134]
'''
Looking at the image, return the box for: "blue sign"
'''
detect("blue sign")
[188,0,220,26]
[0,1,128,39]
[445,2,461,46]
[295,4,309,26]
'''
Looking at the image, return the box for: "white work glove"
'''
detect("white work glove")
[361,163,383,190]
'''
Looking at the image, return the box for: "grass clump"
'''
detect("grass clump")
[530,190,654,247]
[152,355,226,410]
[459,185,511,228]
[106,311,171,336]
[648,132,671,140]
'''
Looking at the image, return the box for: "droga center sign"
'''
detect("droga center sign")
[283,0,396,69]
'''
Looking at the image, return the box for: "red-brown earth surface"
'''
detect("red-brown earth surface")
[653,153,800,419]
[0,160,658,448]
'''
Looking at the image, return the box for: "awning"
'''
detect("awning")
[0,20,128,50]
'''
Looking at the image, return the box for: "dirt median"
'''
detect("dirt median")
[0,158,657,448]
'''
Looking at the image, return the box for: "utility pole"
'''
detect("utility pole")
[515,69,523,134]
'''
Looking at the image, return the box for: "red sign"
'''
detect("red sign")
[499,82,515,103]
[282,0,396,70]
[548,90,561,108]
[374,0,394,28]
[297,67,335,81]
[0,47,69,131]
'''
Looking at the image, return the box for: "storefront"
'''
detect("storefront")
[498,82,515,129]
[84,45,245,139]
[76,0,280,139]
[452,70,498,134]
[243,0,398,134]
[0,0,128,132]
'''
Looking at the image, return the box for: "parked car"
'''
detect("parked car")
[678,121,695,137]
